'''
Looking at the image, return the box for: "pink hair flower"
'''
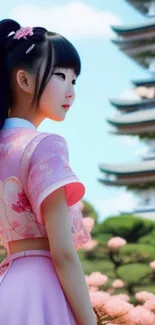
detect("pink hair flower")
[13,27,33,40]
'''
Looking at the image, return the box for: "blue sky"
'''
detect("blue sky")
[1,0,150,221]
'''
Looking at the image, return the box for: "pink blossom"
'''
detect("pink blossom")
[125,306,155,325]
[102,296,132,318]
[82,217,95,232]
[82,239,98,251]
[107,237,127,250]
[144,297,155,313]
[115,294,130,302]
[89,291,110,318]
[149,261,155,270]
[135,291,155,303]
[89,290,110,308]
[89,286,98,292]
[86,272,108,287]
[112,279,125,289]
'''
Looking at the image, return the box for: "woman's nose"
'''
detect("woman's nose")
[65,83,75,99]
[65,93,72,99]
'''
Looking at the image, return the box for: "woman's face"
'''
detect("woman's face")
[39,67,76,121]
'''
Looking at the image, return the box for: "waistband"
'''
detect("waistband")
[0,250,51,284]
[0,250,51,268]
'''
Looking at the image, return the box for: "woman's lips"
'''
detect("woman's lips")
[62,105,70,111]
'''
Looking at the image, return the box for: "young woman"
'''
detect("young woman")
[0,19,97,325]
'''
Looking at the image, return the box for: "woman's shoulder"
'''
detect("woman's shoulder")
[31,131,68,151]
[21,130,68,164]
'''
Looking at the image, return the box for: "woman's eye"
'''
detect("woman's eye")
[72,79,76,85]
[55,73,66,80]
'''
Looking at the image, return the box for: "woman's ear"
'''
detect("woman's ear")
[16,70,35,95]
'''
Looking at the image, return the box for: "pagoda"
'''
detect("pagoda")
[99,0,155,219]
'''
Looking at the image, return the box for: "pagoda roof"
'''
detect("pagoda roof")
[143,152,155,160]
[98,174,155,187]
[109,97,155,111]
[121,207,155,216]
[122,207,155,213]
[111,27,155,69]
[99,160,155,175]
[112,38,155,51]
[113,44,155,70]
[107,108,155,127]
[125,0,155,17]
[132,78,155,87]
[109,124,155,137]
[111,20,155,36]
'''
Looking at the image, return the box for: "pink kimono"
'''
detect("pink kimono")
[0,118,91,325]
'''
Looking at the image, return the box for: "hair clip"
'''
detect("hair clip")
[26,43,35,54]
[7,31,15,37]
[13,27,33,40]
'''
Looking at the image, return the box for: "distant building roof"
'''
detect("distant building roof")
[111,21,155,70]
[125,0,155,17]
[99,160,155,175]
[109,97,155,111]
[132,78,155,87]
[98,174,155,187]
[107,108,155,126]
[109,124,155,136]
[111,21,155,35]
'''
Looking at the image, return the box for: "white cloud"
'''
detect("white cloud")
[120,89,139,100]
[119,136,139,147]
[9,1,121,40]
[92,192,136,221]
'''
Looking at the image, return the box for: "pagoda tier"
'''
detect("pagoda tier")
[99,160,155,174]
[108,108,155,126]
[111,21,155,39]
[111,22,155,70]
[109,98,155,111]
[107,108,155,138]
[132,78,155,87]
[143,152,155,160]
[121,208,155,220]
[99,160,155,188]
[109,125,155,137]
[125,0,155,17]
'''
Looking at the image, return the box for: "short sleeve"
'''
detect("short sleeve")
[26,134,85,224]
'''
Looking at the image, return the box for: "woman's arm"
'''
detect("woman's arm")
[42,187,97,325]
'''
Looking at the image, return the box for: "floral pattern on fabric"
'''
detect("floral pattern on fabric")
[0,130,29,174]
[0,177,46,248]
[24,134,85,222]
[0,129,91,252]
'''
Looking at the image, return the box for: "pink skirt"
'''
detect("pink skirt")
[0,250,77,325]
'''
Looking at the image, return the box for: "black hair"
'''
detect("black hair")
[0,19,81,129]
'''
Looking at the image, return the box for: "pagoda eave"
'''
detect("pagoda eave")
[109,126,155,137]
[111,21,155,35]
[132,78,155,87]
[121,207,155,214]
[125,0,155,17]
[107,109,155,126]
[99,160,155,175]
[114,42,155,70]
[109,97,155,111]
[99,174,155,187]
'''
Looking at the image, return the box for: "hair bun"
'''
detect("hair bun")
[0,19,20,57]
